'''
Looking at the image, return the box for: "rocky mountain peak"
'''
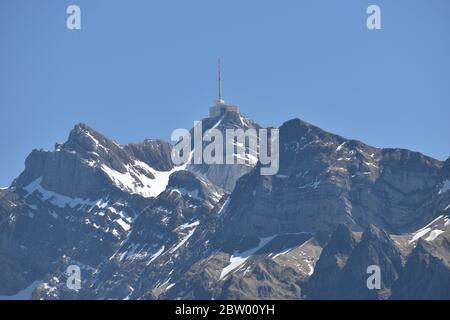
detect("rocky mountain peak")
[199,109,261,135]
[305,224,359,299]
[210,109,260,130]
[327,224,359,254]
[62,123,132,170]
[11,123,179,200]
[187,110,262,192]
[391,236,450,299]
[64,123,117,153]
[361,224,390,243]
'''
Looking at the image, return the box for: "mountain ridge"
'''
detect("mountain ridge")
[1,109,449,299]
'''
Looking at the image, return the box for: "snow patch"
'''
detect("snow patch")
[272,247,293,259]
[409,215,446,243]
[170,222,199,253]
[176,220,200,231]
[24,177,95,209]
[170,188,201,200]
[120,243,140,262]
[123,286,134,300]
[147,246,165,265]
[210,191,223,202]
[271,235,312,260]
[83,130,100,147]
[336,142,346,151]
[425,229,444,242]
[101,160,187,198]
[82,159,97,167]
[439,180,450,195]
[166,283,175,290]
[217,198,229,215]
[298,179,320,190]
[0,280,42,300]
[115,218,131,232]
[410,227,432,243]
[219,235,276,280]
[306,260,315,276]
[364,161,378,168]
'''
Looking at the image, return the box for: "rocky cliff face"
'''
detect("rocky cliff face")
[217,118,442,242]
[0,111,449,300]
[391,230,450,299]
[12,124,177,199]
[306,224,360,299]
[187,110,261,192]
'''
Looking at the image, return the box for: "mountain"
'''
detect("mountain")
[214,118,444,242]
[0,109,449,300]
[0,123,179,296]
[187,110,261,192]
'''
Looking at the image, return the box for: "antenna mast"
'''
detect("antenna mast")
[218,58,223,102]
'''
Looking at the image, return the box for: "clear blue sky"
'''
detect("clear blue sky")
[1,0,449,187]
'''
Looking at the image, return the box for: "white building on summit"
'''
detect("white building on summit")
[209,59,239,117]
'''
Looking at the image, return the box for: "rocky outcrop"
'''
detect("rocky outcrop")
[306,224,359,299]
[337,224,403,299]
[124,139,174,172]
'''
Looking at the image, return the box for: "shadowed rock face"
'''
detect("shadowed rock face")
[0,115,449,300]
[124,139,174,172]
[306,224,359,299]
[337,225,403,299]
[307,225,403,300]
[391,237,450,300]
